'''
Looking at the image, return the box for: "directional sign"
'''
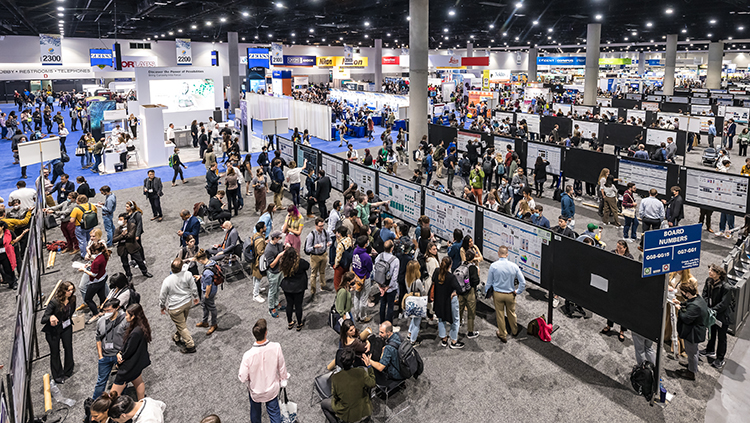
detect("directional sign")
[642,224,702,277]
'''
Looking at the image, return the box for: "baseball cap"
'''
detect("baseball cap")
[587,223,598,231]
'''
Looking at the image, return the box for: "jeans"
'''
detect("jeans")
[92,153,102,173]
[353,279,371,321]
[202,296,217,326]
[438,296,460,342]
[458,288,477,332]
[379,290,397,323]
[252,276,263,298]
[632,332,656,366]
[426,171,433,186]
[80,153,87,168]
[623,216,639,239]
[720,213,735,232]
[447,169,454,191]
[102,214,114,247]
[705,323,729,360]
[148,195,163,218]
[75,226,92,258]
[290,183,301,206]
[93,355,118,399]
[267,272,281,310]
[249,394,281,423]
[409,317,422,342]
[284,291,304,324]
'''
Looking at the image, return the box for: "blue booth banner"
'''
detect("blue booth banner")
[282,55,316,67]
[247,48,270,69]
[537,56,586,66]
[40,34,62,66]
[90,49,113,68]
[642,224,702,277]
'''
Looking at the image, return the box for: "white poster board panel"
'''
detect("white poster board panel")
[600,107,619,118]
[572,120,600,138]
[617,159,669,195]
[457,130,482,152]
[278,137,294,165]
[552,103,572,115]
[646,128,677,146]
[687,116,715,133]
[641,101,660,112]
[481,210,550,283]
[494,111,515,122]
[691,104,713,115]
[627,109,647,122]
[378,174,422,225]
[321,155,345,192]
[526,142,562,175]
[424,190,475,242]
[686,168,748,214]
[596,97,612,107]
[347,163,376,196]
[517,113,540,133]
[658,112,690,131]
[18,137,60,167]
[572,105,593,115]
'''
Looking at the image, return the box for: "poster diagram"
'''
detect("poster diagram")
[321,155,344,191]
[646,128,677,146]
[686,169,749,213]
[482,210,550,283]
[296,144,318,175]
[618,159,669,195]
[148,78,215,111]
[495,111,515,122]
[378,174,422,225]
[571,120,600,139]
[278,137,294,165]
[348,164,376,196]
[626,109,647,122]
[424,190,475,241]
[517,113,540,133]
[553,104,572,115]
[526,142,562,175]
[457,131,482,153]
[572,105,593,115]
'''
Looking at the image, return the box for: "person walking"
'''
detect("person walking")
[238,319,289,423]
[484,246,526,343]
[41,281,76,384]
[70,194,97,259]
[264,231,286,318]
[159,258,200,354]
[279,247,310,331]
[142,170,164,222]
[112,213,151,281]
[170,148,188,186]
[282,205,304,252]
[456,249,481,339]
[195,250,219,336]
[78,242,110,324]
[111,304,152,400]
[601,175,621,227]
[249,223,267,303]
[92,298,128,399]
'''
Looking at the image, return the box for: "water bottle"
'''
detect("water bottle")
[659,378,667,403]
[49,380,77,407]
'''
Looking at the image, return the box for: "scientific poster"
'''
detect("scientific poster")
[618,159,669,195]
[526,142,562,175]
[571,120,600,139]
[278,137,294,165]
[457,131,482,152]
[645,128,677,146]
[378,174,422,225]
[685,168,748,213]
[149,79,215,111]
[517,113,540,133]
[321,155,344,191]
[482,210,550,283]
[348,163,376,196]
[424,190,475,241]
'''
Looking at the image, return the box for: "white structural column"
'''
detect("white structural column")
[663,34,678,95]
[638,51,645,75]
[409,0,428,169]
[227,32,240,110]
[374,39,383,92]
[465,41,473,70]
[706,41,724,89]
[583,23,601,106]
[528,47,538,82]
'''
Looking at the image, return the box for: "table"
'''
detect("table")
[372,116,382,126]
[347,124,366,138]
[393,120,406,131]
[103,151,121,173]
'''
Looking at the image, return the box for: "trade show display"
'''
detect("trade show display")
[244,93,331,142]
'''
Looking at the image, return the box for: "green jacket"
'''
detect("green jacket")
[335,288,352,316]
[332,366,376,422]
[738,132,750,145]
[469,169,485,189]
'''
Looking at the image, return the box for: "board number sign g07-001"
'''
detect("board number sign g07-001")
[642,223,702,277]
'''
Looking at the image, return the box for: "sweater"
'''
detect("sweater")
[159,268,199,310]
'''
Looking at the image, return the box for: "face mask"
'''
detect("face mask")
[103,312,113,319]
[117,220,124,226]
[533,213,539,218]
[12,206,20,211]
[223,228,229,233]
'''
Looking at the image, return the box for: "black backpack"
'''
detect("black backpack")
[482,158,494,175]
[454,263,472,294]
[371,229,385,254]
[388,334,424,380]
[461,158,471,175]
[129,285,141,305]
[630,361,655,401]
[76,204,98,230]
[338,242,354,270]
[416,253,429,281]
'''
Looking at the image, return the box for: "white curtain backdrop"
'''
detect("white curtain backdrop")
[246,93,331,141]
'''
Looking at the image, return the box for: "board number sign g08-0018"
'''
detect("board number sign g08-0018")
[642,223,702,277]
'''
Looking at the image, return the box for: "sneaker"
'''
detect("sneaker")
[269,309,279,318]
[725,232,732,239]
[440,339,448,347]
[552,298,560,308]
[467,331,479,339]
[715,231,724,237]
[449,341,465,349]
[711,359,726,369]
[253,295,265,303]
[411,340,421,347]
[699,349,716,358]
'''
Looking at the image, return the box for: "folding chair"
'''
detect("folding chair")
[371,377,408,421]
[310,370,335,407]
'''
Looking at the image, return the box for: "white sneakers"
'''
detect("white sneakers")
[253,296,265,303]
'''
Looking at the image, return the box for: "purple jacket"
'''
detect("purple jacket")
[352,246,373,279]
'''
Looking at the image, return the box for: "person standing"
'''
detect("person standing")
[224,167,240,217]
[315,169,332,219]
[285,160,303,208]
[264,231,285,318]
[373,240,400,324]
[457,249,481,339]
[601,175,621,227]
[238,319,289,423]
[484,246,526,343]
[142,170,164,222]
[170,148,187,186]
[93,299,128,399]
[159,258,200,354]
[663,186,684,227]
[178,209,200,247]
[166,123,175,144]
[251,169,268,215]
[279,247,310,331]
[638,189,665,233]
[195,250,219,336]
[282,205,304,252]
[130,114,140,139]
[708,120,717,149]
[673,278,708,381]
[351,235,374,323]
[111,304,152,400]
[98,186,116,248]
[304,217,331,297]
[621,183,639,241]
[433,257,464,349]
[112,213,151,281]
[70,194,97,259]
[206,162,221,198]
[249,223,267,303]
[700,265,735,369]
[41,281,76,384]
[271,159,285,209]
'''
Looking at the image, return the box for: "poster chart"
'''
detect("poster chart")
[495,111,515,123]
[645,128,677,146]
[378,174,422,225]
[690,104,713,115]
[626,109,647,122]
[278,137,294,165]
[641,101,660,112]
[572,120,600,138]
[482,210,550,283]
[517,113,540,133]
[321,154,345,191]
[553,103,572,115]
[457,130,482,152]
[600,107,619,118]
[347,163,376,196]
[296,144,318,175]
[618,159,669,195]
[685,168,748,213]
[494,136,516,150]
[424,190,475,241]
[720,106,750,124]
[687,115,715,133]
[666,96,689,104]
[526,142,562,175]
[572,105,593,115]
[658,112,691,132]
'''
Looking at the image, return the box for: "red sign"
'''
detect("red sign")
[461,57,490,67]
[382,56,400,65]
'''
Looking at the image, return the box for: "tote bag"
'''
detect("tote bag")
[279,388,298,423]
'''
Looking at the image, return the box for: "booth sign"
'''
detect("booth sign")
[642,224,702,277]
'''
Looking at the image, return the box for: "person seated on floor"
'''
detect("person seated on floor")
[208,190,232,223]
[321,348,377,423]
[369,322,405,383]
[207,221,239,261]
[327,318,372,371]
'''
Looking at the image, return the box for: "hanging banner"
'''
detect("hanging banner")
[537,56,586,66]
[382,56,400,65]
[40,34,62,66]
[90,49,114,68]
[343,45,353,65]
[175,38,192,65]
[271,43,284,65]
[282,55,316,66]
[247,48,270,68]
[482,70,490,90]
[316,56,368,68]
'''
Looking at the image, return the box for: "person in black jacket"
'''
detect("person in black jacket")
[190,120,198,148]
[41,281,77,383]
[111,303,152,400]
[142,170,164,222]
[279,247,310,331]
[50,173,75,204]
[674,277,708,381]
[466,139,479,166]
[198,127,209,158]
[433,257,465,349]
[662,186,684,227]
[314,169,332,219]
[700,265,735,369]
[208,191,232,223]
[170,148,188,186]
[205,162,220,198]
[305,168,318,218]
[533,156,550,198]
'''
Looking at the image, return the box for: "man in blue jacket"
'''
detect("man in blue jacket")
[178,209,200,246]
[271,159,285,209]
[560,185,575,229]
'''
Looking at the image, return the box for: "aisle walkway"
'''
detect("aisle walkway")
[705,321,750,422]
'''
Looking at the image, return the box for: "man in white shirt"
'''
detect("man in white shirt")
[206,116,217,133]
[166,123,175,144]
[159,258,200,354]
[9,180,37,210]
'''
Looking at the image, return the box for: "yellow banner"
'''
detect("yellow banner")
[482,70,490,90]
[316,56,368,68]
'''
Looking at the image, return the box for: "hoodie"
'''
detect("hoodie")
[352,245,373,279]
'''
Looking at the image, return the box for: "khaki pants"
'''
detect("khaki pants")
[309,254,328,294]
[436,161,444,178]
[273,190,284,209]
[168,301,194,348]
[493,291,517,339]
[458,288,476,332]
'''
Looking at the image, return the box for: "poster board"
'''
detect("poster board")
[617,158,670,195]
[563,148,618,184]
[600,107,620,119]
[552,103,572,115]
[423,189,475,242]
[626,109,647,122]
[645,128,677,146]
[378,174,422,225]
[457,130,482,152]
[11,314,26,423]
[321,154,345,192]
[658,112,690,132]
[347,163,377,196]
[641,101,660,112]
[572,105,593,115]
[720,106,750,124]
[691,104,712,114]
[277,137,295,165]
[17,137,61,167]
[684,168,749,214]
[494,111,515,123]
[481,209,551,285]
[687,115,719,134]
[296,144,318,175]
[526,141,562,175]
[571,120,601,139]
[517,113,540,133]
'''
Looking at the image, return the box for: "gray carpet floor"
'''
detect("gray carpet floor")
[0,143,741,423]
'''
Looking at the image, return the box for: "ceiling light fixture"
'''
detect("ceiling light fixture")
[168,31,174,35]
[191,25,197,29]
[547,27,553,32]
[276,2,283,8]
[646,22,652,27]
[206,21,212,26]
[444,28,448,32]
[490,24,495,29]
[241,37,245,41]
[515,2,523,8]
[243,11,249,17]
[665,8,673,14]
[291,32,296,36]
[595,14,602,20]
[681,28,687,33]
[515,36,519,40]
[364,21,370,26]
[503,32,507,36]
[448,10,455,16]
[406,16,410,21]
[57,6,64,11]
[178,29,182,33]
[220,17,226,22]
[309,28,314,33]
[740,26,745,31]
[365,34,369,38]
[57,12,63,16]
[268,33,272,37]
[254,35,258,39]
[632,31,637,36]
[710,19,716,24]
[707,33,712,37]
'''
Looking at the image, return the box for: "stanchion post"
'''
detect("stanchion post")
[651,274,670,406]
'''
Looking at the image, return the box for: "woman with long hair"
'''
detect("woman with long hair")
[90,391,115,423]
[665,268,696,358]
[282,205,304,252]
[111,304,152,400]
[224,167,240,216]
[107,392,166,423]
[597,167,611,217]
[251,168,268,214]
[79,242,110,323]
[279,247,310,331]
[460,235,483,265]
[601,175,621,226]
[533,156,550,198]
[326,318,371,371]
[41,281,77,383]
[432,257,464,349]
[243,153,254,195]
[335,271,354,320]
[0,220,19,289]
[404,260,427,345]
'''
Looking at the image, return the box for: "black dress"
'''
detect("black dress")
[432,272,460,322]
[114,326,151,385]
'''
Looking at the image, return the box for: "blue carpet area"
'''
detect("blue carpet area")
[0,103,208,201]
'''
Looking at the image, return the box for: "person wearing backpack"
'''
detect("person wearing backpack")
[700,265,735,369]
[456,250,481,339]
[445,146,458,191]
[92,298,129,399]
[264,231,286,318]
[482,150,496,192]
[195,250,220,336]
[403,260,426,346]
[333,227,354,291]
[434,140,446,178]
[170,148,188,186]
[433,257,464,349]
[373,240,400,325]
[158,259,200,355]
[305,217,332,297]
[70,194,98,259]
[370,321,406,381]
[351,235,374,323]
